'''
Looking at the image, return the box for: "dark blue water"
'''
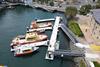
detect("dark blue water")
[0,5,75,67]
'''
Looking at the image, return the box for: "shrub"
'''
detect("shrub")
[49,1,54,6]
[93,61,100,67]
[79,4,92,15]
[79,60,86,67]
[65,6,78,19]
[68,20,83,37]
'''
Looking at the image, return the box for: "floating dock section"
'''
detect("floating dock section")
[45,16,61,60]
[36,18,55,22]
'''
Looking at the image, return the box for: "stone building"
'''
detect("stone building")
[77,9,100,45]
[90,9,100,44]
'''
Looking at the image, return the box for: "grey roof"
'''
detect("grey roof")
[91,9,100,24]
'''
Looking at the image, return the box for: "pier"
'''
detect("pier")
[45,16,61,60]
[45,17,85,60]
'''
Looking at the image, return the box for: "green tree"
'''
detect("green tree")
[95,0,100,8]
[49,1,54,6]
[79,4,92,15]
[65,6,78,19]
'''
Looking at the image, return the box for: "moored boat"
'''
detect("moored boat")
[13,45,39,56]
[11,40,49,52]
[11,32,48,46]
[30,21,52,29]
[27,21,53,32]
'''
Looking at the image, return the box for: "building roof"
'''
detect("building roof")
[91,9,100,24]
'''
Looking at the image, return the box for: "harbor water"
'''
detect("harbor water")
[0,5,75,67]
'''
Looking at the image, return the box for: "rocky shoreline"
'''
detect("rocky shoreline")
[0,2,24,11]
[30,2,65,13]
[0,2,65,13]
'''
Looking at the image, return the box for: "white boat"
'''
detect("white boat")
[27,21,53,32]
[12,45,39,56]
[28,27,52,32]
[11,40,49,51]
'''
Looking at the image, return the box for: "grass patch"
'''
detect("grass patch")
[93,61,100,67]
[68,20,83,37]
[79,60,86,67]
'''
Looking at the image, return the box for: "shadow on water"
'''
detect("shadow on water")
[58,29,70,50]
[55,56,74,61]
[55,56,75,67]
[0,9,7,19]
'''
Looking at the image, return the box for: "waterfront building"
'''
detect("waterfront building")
[90,9,100,45]
[77,9,100,45]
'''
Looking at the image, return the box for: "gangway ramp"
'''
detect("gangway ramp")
[54,50,85,57]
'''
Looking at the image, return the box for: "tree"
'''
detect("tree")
[65,6,78,19]
[97,0,100,3]
[79,4,92,15]
[49,1,54,6]
[95,0,100,8]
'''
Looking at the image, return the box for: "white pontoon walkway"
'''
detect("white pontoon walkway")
[36,18,55,22]
[28,27,52,32]
[45,16,61,60]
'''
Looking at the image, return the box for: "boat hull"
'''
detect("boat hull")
[11,36,48,46]
[14,47,39,57]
